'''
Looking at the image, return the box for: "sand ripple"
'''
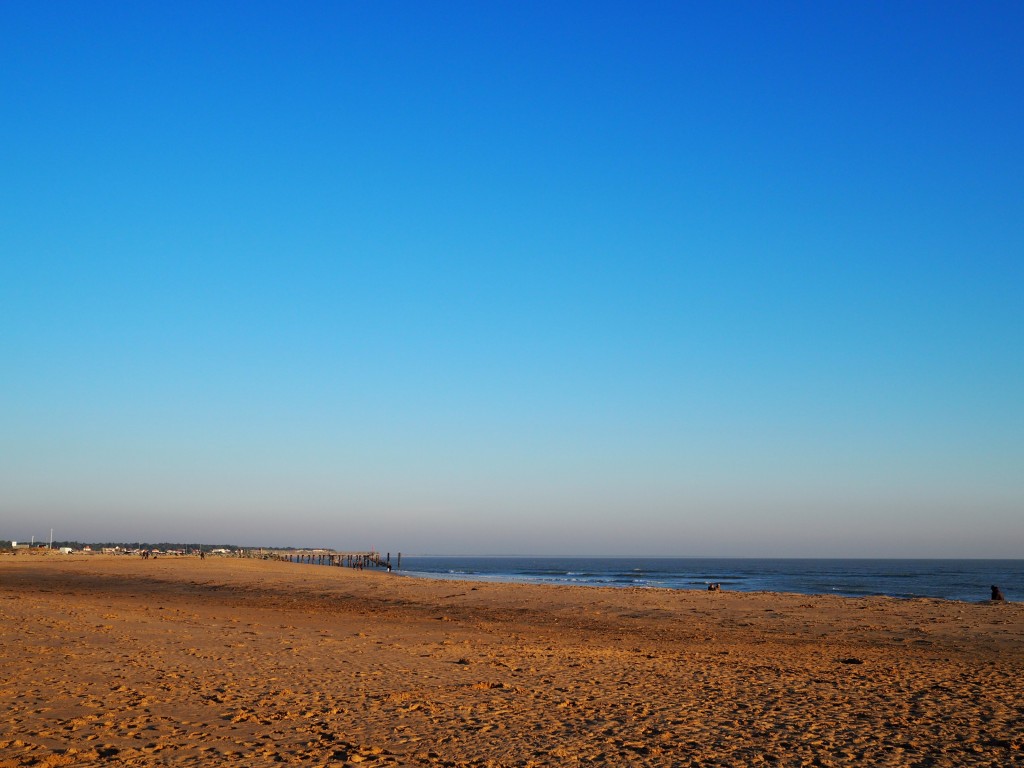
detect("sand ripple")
[1,554,1021,766]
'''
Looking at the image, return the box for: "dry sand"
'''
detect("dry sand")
[1,553,1021,767]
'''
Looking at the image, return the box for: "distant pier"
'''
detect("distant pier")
[264,550,396,570]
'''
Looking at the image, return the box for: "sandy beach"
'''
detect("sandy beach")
[1,553,1021,767]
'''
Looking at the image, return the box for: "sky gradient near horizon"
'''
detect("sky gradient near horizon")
[2,2,1022,556]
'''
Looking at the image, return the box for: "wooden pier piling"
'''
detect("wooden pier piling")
[263,550,391,570]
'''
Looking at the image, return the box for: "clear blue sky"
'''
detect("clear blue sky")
[2,2,1021,556]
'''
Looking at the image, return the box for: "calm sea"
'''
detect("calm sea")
[394,557,1023,603]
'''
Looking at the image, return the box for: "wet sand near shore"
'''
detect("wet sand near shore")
[1,554,1021,767]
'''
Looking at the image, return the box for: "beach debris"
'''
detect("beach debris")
[838,657,864,665]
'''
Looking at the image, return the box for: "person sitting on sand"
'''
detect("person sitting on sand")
[991,585,1005,601]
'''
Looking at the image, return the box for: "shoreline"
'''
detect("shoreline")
[394,568,1015,604]
[328,553,1024,604]
[8,549,1021,602]
[2,555,1022,766]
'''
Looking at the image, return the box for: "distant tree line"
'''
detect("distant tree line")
[54,541,245,551]
[1,540,323,552]
[3,541,239,551]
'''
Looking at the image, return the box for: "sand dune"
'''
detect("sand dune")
[1,553,1021,766]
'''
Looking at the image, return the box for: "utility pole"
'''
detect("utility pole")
[49,529,53,549]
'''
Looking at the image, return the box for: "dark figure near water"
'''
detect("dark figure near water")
[707,583,721,592]
[991,585,1005,601]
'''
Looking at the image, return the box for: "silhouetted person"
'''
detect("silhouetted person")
[991,585,1005,601]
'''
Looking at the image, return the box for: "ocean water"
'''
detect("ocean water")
[395,557,1024,603]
